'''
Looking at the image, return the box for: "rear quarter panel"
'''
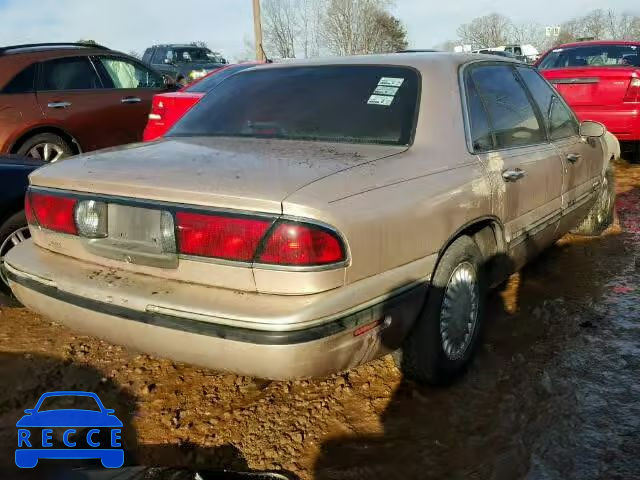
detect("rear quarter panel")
[284,59,494,286]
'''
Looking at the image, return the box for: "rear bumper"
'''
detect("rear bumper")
[5,242,426,379]
[573,105,640,140]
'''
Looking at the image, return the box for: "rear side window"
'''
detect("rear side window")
[464,74,494,152]
[186,64,256,93]
[470,65,544,149]
[39,57,102,91]
[2,63,36,93]
[539,44,640,69]
[170,65,420,146]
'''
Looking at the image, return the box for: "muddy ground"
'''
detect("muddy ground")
[1,160,639,480]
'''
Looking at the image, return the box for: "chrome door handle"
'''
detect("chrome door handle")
[121,97,142,104]
[47,101,71,109]
[567,153,582,163]
[502,168,526,182]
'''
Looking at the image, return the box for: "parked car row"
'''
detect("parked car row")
[2,49,618,385]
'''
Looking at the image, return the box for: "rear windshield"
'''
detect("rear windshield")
[168,65,420,146]
[539,44,640,69]
[185,63,257,93]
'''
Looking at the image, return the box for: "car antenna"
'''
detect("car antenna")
[260,44,273,64]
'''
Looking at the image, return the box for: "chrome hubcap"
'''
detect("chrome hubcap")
[27,142,65,163]
[0,226,30,287]
[440,262,479,361]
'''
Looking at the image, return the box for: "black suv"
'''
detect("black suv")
[142,44,228,82]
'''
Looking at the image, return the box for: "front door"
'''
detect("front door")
[93,55,165,145]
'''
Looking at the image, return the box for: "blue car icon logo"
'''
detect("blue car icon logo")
[16,391,124,468]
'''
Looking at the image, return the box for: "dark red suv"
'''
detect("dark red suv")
[0,43,169,162]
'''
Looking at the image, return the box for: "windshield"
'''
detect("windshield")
[170,48,224,64]
[169,65,420,146]
[539,44,640,69]
[38,395,101,412]
[185,63,257,93]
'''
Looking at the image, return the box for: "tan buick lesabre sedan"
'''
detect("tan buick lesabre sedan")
[4,54,616,384]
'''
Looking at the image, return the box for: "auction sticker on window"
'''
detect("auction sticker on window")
[367,95,394,106]
[378,77,404,87]
[373,85,399,96]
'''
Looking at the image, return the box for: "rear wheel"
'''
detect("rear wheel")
[16,133,73,163]
[0,211,30,290]
[393,236,487,384]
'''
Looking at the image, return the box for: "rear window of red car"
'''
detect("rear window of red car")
[185,64,257,93]
[539,44,640,69]
[168,65,420,146]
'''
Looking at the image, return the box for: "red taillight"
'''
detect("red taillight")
[624,77,640,102]
[29,191,77,235]
[258,222,345,266]
[24,191,35,225]
[148,98,166,121]
[176,212,271,261]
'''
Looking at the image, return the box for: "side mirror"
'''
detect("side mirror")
[163,58,173,65]
[579,121,605,138]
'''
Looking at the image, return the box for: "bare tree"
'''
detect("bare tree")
[606,10,640,40]
[262,0,297,58]
[190,41,209,48]
[509,22,546,50]
[456,13,511,49]
[128,50,141,60]
[299,0,324,58]
[581,9,608,39]
[323,0,406,55]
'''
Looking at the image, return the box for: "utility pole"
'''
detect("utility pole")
[253,0,266,61]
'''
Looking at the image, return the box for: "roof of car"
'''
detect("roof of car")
[0,42,110,56]
[555,40,640,48]
[252,52,518,71]
[149,44,210,49]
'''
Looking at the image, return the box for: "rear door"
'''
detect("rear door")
[93,55,165,144]
[465,64,564,252]
[35,55,119,152]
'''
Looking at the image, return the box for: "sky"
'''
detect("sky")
[0,0,639,60]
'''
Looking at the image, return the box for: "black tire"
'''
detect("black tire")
[16,132,73,163]
[0,211,29,292]
[393,236,487,385]
[572,165,616,236]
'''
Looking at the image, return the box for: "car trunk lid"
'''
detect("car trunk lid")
[543,67,640,106]
[31,137,405,213]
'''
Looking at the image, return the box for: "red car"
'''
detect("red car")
[537,41,640,161]
[143,62,262,141]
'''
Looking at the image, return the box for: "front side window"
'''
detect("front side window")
[549,97,579,140]
[470,65,544,149]
[539,44,640,69]
[150,47,168,65]
[38,57,102,91]
[98,57,163,89]
[517,66,579,140]
[169,65,420,146]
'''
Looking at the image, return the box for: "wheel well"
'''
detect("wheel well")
[10,127,80,155]
[434,218,507,286]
